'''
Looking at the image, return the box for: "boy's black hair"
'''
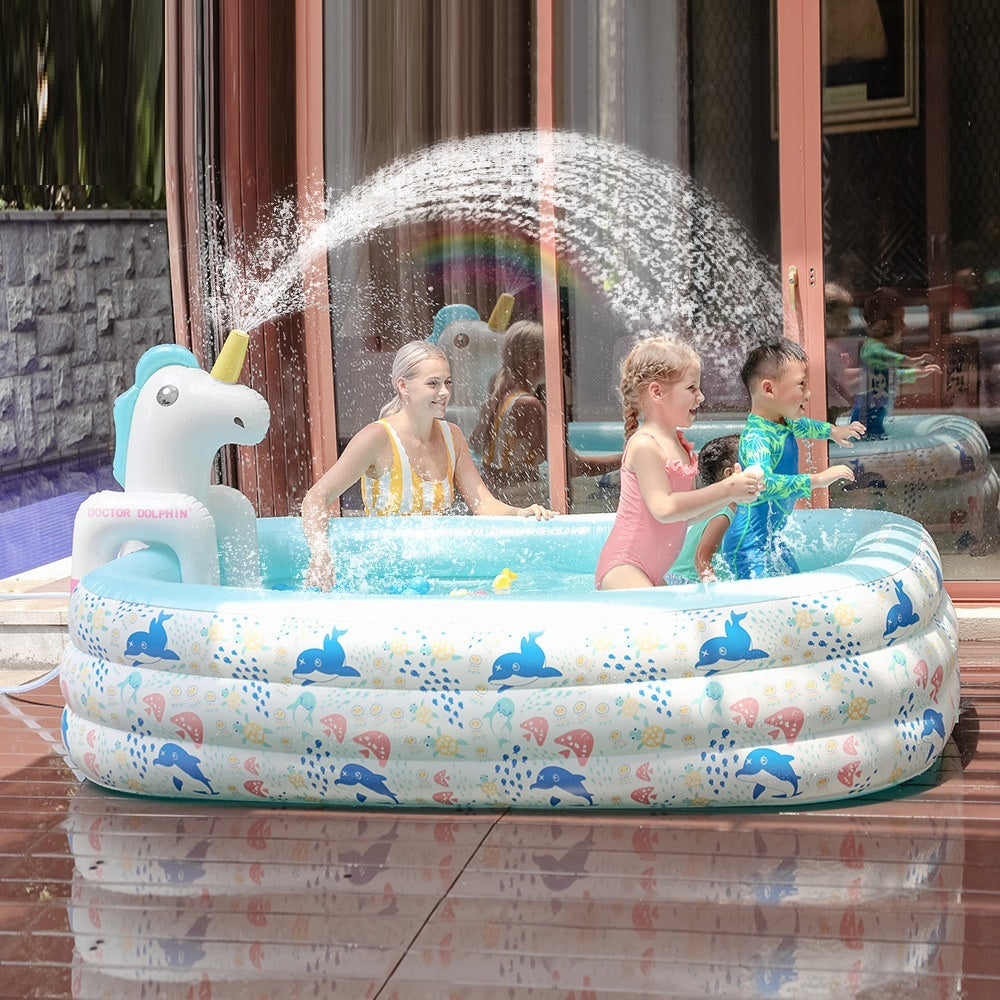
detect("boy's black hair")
[697,434,740,488]
[862,286,904,330]
[740,339,809,390]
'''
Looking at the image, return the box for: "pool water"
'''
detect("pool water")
[268,566,598,596]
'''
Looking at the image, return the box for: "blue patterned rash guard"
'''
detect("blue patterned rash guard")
[720,412,833,579]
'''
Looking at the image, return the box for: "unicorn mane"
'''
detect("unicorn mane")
[112,344,201,486]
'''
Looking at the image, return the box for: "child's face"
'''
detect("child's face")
[767,359,810,420]
[655,363,704,428]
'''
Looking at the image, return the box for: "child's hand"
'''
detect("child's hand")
[815,464,855,489]
[304,550,336,591]
[831,422,866,446]
[728,465,764,500]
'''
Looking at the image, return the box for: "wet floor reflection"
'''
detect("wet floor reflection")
[392,817,965,997]
[64,783,967,998]
[64,787,496,998]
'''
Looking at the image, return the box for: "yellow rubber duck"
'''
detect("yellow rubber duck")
[491,568,518,593]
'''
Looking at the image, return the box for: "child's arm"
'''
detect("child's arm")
[787,415,866,452]
[866,340,940,379]
[631,437,762,524]
[830,421,866,446]
[902,356,942,380]
[811,464,856,489]
[694,508,734,581]
[740,428,812,503]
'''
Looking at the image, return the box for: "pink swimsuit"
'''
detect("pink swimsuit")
[595,431,698,588]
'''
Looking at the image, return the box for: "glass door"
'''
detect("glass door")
[551,0,783,514]
[819,0,1000,586]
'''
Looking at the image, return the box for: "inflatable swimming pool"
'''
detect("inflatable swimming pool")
[570,413,1000,553]
[60,507,958,809]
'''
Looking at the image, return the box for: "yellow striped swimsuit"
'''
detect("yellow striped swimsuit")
[361,419,457,515]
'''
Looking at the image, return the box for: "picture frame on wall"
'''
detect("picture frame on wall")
[771,0,919,135]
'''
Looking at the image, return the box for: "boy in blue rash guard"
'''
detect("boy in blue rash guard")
[721,340,866,579]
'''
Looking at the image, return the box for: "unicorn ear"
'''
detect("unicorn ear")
[112,385,139,486]
[113,344,201,486]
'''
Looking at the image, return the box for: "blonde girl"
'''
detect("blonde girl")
[594,334,763,590]
[303,340,553,590]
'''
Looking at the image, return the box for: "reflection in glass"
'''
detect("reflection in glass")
[472,320,550,507]
[321,1,783,516]
[555,0,781,512]
[822,2,1000,580]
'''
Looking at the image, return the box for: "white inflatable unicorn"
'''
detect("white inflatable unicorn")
[72,331,271,588]
[429,294,513,438]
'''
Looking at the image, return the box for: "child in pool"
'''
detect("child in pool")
[720,339,865,580]
[849,287,941,439]
[671,434,741,583]
[594,335,764,590]
[470,320,620,506]
[302,340,554,590]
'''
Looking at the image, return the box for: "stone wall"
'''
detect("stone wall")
[0,211,173,474]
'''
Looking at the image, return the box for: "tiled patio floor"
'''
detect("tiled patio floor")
[1,641,998,999]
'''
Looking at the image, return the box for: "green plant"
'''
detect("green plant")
[0,0,165,210]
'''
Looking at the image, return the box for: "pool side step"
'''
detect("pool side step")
[0,560,71,683]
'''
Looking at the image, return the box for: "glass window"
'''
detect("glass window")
[822,0,1000,580]
[321,0,781,516]
[322,0,539,511]
[553,0,780,512]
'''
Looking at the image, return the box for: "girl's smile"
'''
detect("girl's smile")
[657,364,705,428]
[402,358,452,415]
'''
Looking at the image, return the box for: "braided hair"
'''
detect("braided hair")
[618,334,700,442]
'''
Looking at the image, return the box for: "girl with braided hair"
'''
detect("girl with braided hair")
[594,334,763,590]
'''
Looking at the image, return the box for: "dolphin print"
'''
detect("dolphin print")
[884,579,919,642]
[152,742,217,795]
[529,765,594,806]
[920,708,946,762]
[124,611,180,666]
[734,748,801,800]
[294,627,360,681]
[697,611,768,670]
[489,632,562,691]
[334,763,400,804]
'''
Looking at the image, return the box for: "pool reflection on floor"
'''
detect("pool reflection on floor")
[63,790,964,997]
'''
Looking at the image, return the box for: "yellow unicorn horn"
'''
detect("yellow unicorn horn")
[211,330,249,383]
[486,293,515,332]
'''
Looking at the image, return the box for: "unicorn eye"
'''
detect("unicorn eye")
[156,385,179,406]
